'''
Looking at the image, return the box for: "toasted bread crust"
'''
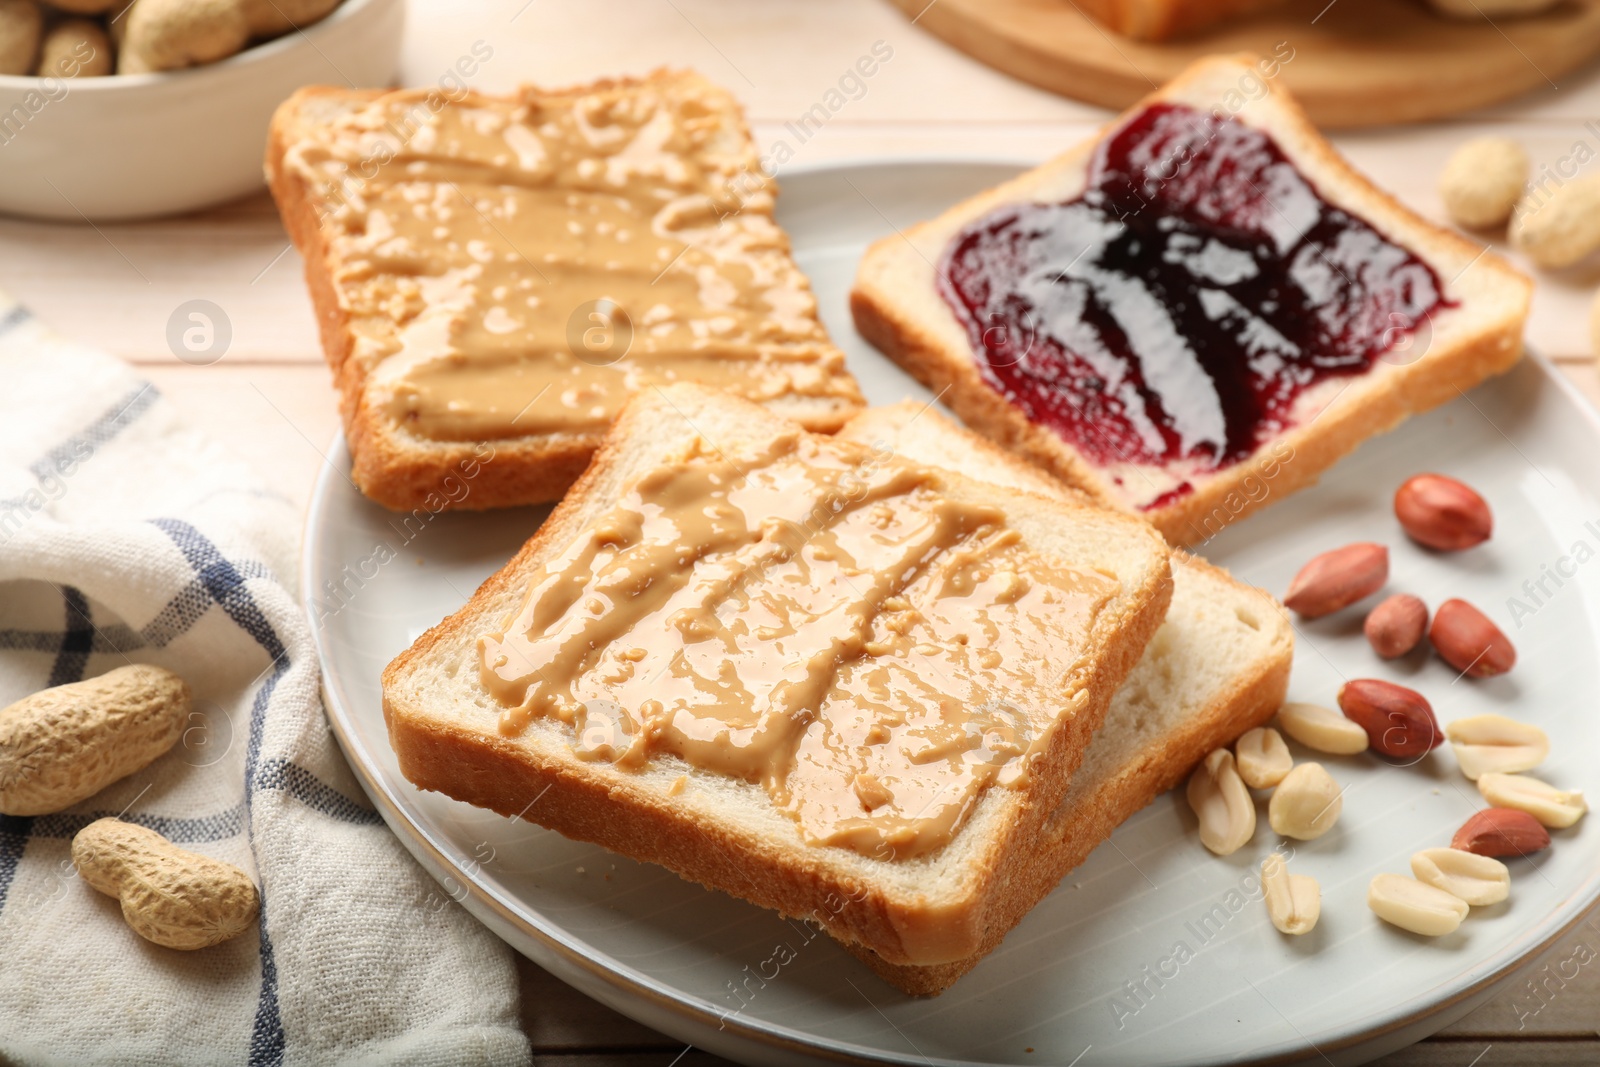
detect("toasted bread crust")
[381,386,1172,967]
[267,78,862,513]
[831,404,1294,993]
[267,87,601,511]
[854,279,1524,547]
[846,558,1291,994]
[849,54,1531,547]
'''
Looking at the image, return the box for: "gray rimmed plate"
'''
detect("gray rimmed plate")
[303,160,1600,1067]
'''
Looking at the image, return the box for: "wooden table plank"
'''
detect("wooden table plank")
[141,363,339,515]
[516,956,686,1053]
[1433,912,1600,1039]
[397,0,1600,125]
[1376,1041,1600,1066]
[0,200,320,367]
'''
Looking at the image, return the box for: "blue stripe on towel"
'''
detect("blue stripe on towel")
[0,563,270,657]
[29,384,158,485]
[140,563,271,649]
[0,393,388,1066]
[0,583,96,911]
[244,666,288,1066]
[0,303,29,337]
[256,759,382,826]
[151,519,286,663]
[29,804,248,843]
[151,518,289,1067]
[48,586,96,688]
[0,622,143,654]
[0,816,32,915]
[249,932,287,1067]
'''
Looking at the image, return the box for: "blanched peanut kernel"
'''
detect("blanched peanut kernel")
[1410,847,1510,906]
[1368,873,1470,936]
[1261,853,1320,935]
[1477,772,1587,829]
[1186,748,1255,856]
[1236,726,1293,789]
[1277,702,1369,756]
[1512,173,1600,269]
[1268,762,1342,841]
[1446,714,1548,780]
[1438,137,1528,230]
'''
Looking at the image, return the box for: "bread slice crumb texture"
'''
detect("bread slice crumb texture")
[835,402,1293,993]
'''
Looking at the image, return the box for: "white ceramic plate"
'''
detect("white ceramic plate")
[304,160,1600,1067]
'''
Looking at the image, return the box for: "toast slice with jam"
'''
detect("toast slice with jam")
[851,54,1531,546]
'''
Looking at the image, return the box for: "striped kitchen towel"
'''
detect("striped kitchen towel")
[0,300,531,1067]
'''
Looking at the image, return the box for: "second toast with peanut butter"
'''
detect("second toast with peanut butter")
[267,71,863,512]
[381,384,1172,969]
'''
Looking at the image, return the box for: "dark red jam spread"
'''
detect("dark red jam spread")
[937,103,1452,507]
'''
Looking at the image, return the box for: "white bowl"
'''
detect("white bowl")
[0,0,404,221]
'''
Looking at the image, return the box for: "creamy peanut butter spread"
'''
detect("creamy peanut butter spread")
[283,74,860,442]
[478,432,1119,859]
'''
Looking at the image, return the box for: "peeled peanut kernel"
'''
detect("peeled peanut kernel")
[1446,714,1549,781]
[1368,873,1470,936]
[1268,762,1343,840]
[1437,137,1529,230]
[1430,599,1516,678]
[1410,847,1510,906]
[1261,853,1320,935]
[1477,772,1587,829]
[1186,748,1255,856]
[1513,173,1600,269]
[1276,702,1370,756]
[1235,727,1293,789]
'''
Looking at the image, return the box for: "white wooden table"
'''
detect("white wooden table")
[3,1,1596,1061]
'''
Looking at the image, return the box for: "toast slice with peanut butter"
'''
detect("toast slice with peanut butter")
[381,383,1173,971]
[266,71,864,512]
[834,402,1294,994]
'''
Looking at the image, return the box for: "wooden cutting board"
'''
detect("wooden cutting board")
[890,0,1600,126]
